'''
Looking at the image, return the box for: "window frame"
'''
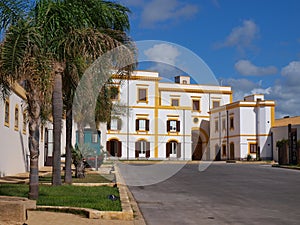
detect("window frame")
[215,119,219,132]
[192,99,200,111]
[4,99,10,127]
[171,98,179,107]
[137,88,148,103]
[22,111,27,134]
[136,119,149,132]
[249,143,257,154]
[212,100,220,109]
[14,105,19,131]
[167,120,180,133]
[230,116,234,130]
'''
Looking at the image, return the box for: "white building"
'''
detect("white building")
[0,84,48,176]
[209,94,275,160]
[271,116,300,162]
[106,71,232,160]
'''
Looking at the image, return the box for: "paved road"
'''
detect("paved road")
[121,163,300,225]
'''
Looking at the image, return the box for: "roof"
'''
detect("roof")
[274,116,300,127]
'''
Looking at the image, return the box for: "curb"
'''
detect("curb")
[34,164,134,220]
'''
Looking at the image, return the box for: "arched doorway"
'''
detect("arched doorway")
[106,139,122,157]
[166,140,181,158]
[192,131,202,160]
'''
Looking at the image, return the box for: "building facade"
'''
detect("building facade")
[209,94,275,160]
[0,84,48,176]
[106,71,232,160]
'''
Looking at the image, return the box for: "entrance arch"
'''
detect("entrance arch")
[106,139,122,157]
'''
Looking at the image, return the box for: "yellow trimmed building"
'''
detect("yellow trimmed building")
[209,94,276,160]
[105,70,232,160]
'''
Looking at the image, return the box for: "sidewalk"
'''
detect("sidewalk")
[0,164,146,225]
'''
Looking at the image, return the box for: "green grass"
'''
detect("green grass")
[39,174,113,183]
[0,184,121,211]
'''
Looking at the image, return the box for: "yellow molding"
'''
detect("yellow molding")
[154,80,159,158]
[167,114,179,117]
[106,132,191,137]
[159,87,232,95]
[112,74,162,81]
[12,83,26,100]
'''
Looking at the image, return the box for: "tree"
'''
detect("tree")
[0,0,53,199]
[33,0,135,183]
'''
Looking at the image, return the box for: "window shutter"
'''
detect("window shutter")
[136,119,139,131]
[107,121,111,130]
[135,141,140,158]
[177,143,181,158]
[167,120,170,132]
[146,120,150,131]
[117,141,122,157]
[106,141,110,154]
[166,143,170,158]
[146,142,150,158]
[117,119,122,130]
[176,121,180,132]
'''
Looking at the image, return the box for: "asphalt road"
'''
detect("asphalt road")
[121,163,300,225]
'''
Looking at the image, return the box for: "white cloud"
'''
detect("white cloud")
[223,60,300,118]
[140,0,199,27]
[144,43,180,65]
[281,61,300,86]
[235,60,278,76]
[216,20,259,52]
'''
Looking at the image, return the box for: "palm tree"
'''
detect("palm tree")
[0,0,53,199]
[32,0,135,184]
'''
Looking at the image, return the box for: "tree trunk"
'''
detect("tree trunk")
[52,62,64,186]
[27,92,41,200]
[75,161,85,178]
[64,107,73,184]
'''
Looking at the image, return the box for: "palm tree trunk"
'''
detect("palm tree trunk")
[27,92,41,200]
[52,62,64,186]
[64,107,73,184]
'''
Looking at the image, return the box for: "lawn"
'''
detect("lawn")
[0,184,121,211]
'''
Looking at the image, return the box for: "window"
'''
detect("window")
[212,100,220,108]
[182,80,187,84]
[135,140,150,158]
[192,99,200,111]
[167,120,180,132]
[170,141,177,155]
[109,86,119,101]
[222,145,226,157]
[138,88,147,102]
[230,116,234,130]
[249,143,257,154]
[222,118,226,130]
[139,141,146,155]
[23,112,27,134]
[4,99,9,127]
[171,99,179,106]
[136,119,149,131]
[166,141,181,158]
[14,105,19,131]
[108,118,121,131]
[215,120,218,132]
[92,133,98,143]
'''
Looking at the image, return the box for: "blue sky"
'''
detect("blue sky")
[118,0,300,118]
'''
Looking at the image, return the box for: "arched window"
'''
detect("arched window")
[135,140,150,158]
[166,141,181,158]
